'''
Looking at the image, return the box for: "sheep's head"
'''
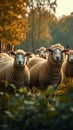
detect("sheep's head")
[47,48,64,62]
[65,50,73,63]
[9,49,32,66]
[25,52,34,64]
[15,53,25,66]
[47,44,69,64]
[35,47,47,58]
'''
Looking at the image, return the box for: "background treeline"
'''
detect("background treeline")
[0,0,57,52]
[1,0,73,53]
[16,11,73,52]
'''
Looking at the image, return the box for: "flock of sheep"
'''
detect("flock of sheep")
[0,43,73,92]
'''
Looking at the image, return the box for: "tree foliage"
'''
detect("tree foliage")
[0,0,29,46]
[28,9,53,48]
[27,0,57,50]
[58,13,73,48]
[16,0,57,52]
[0,0,57,50]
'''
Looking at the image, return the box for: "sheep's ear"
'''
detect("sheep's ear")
[62,49,70,53]
[8,50,15,55]
[46,48,53,52]
[44,50,47,52]
[25,52,32,58]
[35,49,40,54]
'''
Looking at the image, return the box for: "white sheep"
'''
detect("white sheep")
[25,52,45,69]
[27,57,45,69]
[0,52,10,58]
[0,49,31,89]
[29,43,69,90]
[62,49,73,82]
[35,47,47,59]
[25,53,35,65]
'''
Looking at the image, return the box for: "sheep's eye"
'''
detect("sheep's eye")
[20,55,25,58]
[52,50,56,54]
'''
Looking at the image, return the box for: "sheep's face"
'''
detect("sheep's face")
[51,48,63,62]
[36,48,46,58]
[9,50,32,66]
[15,54,25,66]
[40,50,46,58]
[25,56,29,64]
[68,53,73,63]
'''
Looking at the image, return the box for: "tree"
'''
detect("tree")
[17,0,57,52]
[0,0,29,46]
[58,13,73,48]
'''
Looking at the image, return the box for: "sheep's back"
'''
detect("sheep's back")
[29,59,62,90]
[28,57,45,68]
[0,56,14,81]
[0,53,10,58]
[62,60,73,77]
[29,60,49,89]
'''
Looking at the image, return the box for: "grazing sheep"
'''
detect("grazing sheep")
[29,43,69,90]
[35,47,47,59]
[62,50,73,82]
[0,49,31,89]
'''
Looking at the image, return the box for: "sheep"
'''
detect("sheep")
[29,43,69,91]
[62,49,73,82]
[0,49,31,89]
[35,47,47,59]
[27,57,46,69]
[0,52,10,58]
[25,52,45,69]
[25,53,35,65]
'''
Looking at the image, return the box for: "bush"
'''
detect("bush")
[0,83,73,130]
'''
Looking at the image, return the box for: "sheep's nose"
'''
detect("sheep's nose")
[19,61,22,65]
[56,57,60,61]
[71,59,73,62]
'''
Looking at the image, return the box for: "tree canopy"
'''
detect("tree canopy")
[0,0,29,46]
[0,0,57,50]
